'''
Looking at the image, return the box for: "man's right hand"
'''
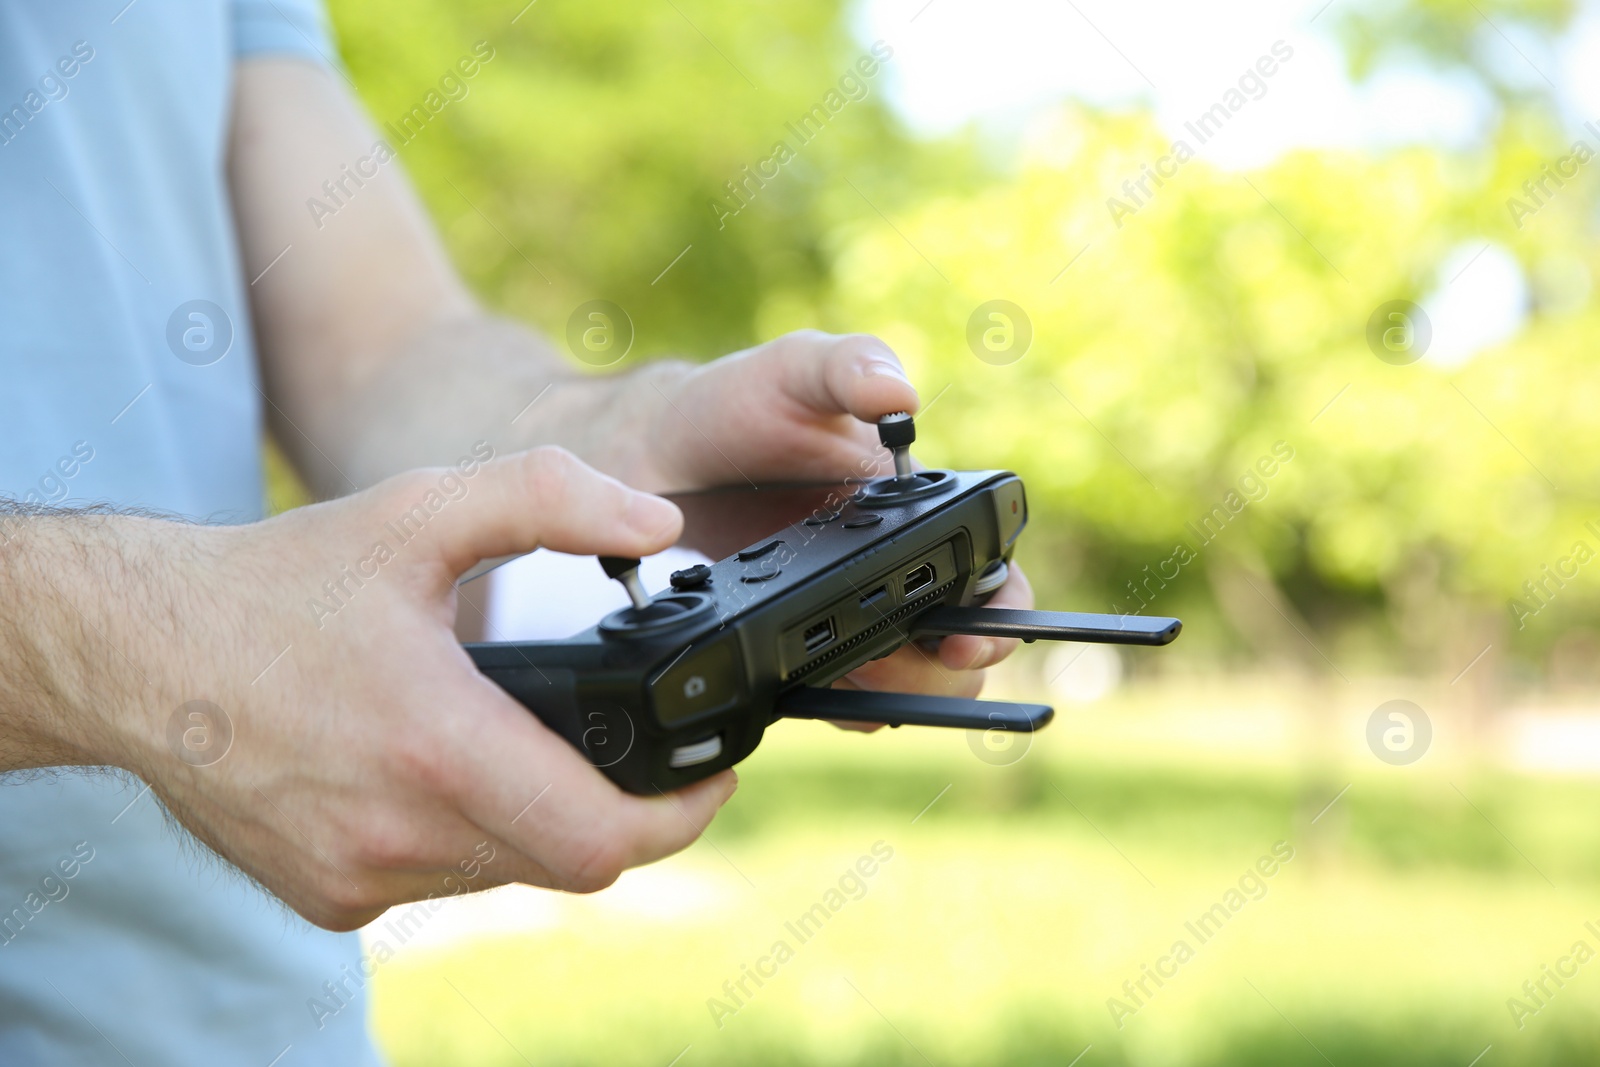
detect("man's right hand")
[0,446,737,931]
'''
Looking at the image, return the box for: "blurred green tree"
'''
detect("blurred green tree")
[328,0,979,360]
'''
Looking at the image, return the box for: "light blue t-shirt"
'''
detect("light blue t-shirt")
[0,2,383,1064]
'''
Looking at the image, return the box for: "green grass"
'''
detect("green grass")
[369,684,1600,1066]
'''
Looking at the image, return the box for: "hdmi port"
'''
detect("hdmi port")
[903,562,936,596]
[803,617,836,654]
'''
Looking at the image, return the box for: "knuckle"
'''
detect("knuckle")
[778,327,832,347]
[834,332,892,358]
[316,868,382,920]
[378,469,440,511]
[391,732,460,800]
[307,900,380,934]
[348,820,423,872]
[555,836,626,895]
[520,445,580,503]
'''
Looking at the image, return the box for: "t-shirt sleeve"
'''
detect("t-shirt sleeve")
[232,0,339,61]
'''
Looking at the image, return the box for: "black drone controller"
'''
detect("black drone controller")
[465,413,1181,794]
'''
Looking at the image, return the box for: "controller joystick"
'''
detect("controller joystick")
[857,412,956,506]
[596,556,712,637]
[878,411,916,482]
[599,556,651,611]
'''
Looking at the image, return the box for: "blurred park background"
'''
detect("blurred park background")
[282,0,1600,1062]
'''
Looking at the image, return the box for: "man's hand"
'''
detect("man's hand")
[608,330,1036,696]
[0,448,735,931]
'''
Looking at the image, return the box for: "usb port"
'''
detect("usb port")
[859,585,889,610]
[803,617,836,654]
[903,562,936,596]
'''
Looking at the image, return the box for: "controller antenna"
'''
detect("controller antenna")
[878,412,915,483]
[598,556,651,612]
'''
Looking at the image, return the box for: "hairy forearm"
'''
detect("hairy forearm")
[0,510,181,773]
[285,310,693,496]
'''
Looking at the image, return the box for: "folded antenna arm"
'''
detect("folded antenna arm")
[913,606,1181,646]
[775,687,1052,731]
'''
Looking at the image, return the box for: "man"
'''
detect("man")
[0,2,1031,1063]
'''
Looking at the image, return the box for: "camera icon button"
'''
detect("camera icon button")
[650,638,744,727]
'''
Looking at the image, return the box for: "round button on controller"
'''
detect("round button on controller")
[670,564,712,590]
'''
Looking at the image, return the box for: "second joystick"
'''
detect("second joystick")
[878,411,916,483]
[857,412,956,506]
